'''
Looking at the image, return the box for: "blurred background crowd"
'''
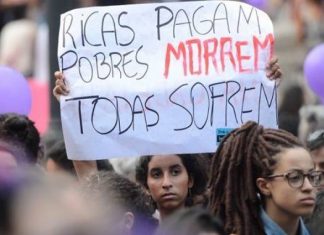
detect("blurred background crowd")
[0,0,324,235]
[0,0,323,142]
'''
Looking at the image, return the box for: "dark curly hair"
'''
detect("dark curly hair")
[46,140,76,176]
[208,121,304,235]
[155,207,226,235]
[135,154,209,207]
[84,171,158,235]
[0,113,40,164]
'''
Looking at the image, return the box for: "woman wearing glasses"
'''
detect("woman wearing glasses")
[208,121,324,235]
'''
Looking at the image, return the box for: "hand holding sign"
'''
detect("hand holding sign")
[266,57,281,81]
[53,71,69,101]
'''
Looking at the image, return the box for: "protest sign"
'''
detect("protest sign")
[57,0,277,160]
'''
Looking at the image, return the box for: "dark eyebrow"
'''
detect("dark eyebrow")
[170,164,182,169]
[149,167,161,172]
[287,168,315,173]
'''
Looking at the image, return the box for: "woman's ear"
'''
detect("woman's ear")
[122,212,135,234]
[188,175,194,189]
[256,178,271,197]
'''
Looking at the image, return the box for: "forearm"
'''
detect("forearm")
[73,160,97,180]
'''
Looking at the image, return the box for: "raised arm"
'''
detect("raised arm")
[53,71,97,180]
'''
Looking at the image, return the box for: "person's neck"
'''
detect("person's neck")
[158,204,185,221]
[158,207,177,221]
[265,203,300,235]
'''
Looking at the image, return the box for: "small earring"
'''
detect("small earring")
[188,188,192,198]
[186,188,193,206]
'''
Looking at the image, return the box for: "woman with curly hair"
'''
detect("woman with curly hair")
[136,154,209,220]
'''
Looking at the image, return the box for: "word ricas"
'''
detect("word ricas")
[61,11,135,49]
[65,95,159,135]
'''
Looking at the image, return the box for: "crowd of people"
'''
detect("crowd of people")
[1,0,324,235]
[0,110,324,235]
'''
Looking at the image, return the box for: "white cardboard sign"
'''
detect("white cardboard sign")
[57,0,277,160]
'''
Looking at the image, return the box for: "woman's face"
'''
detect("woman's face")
[147,155,193,212]
[264,147,316,218]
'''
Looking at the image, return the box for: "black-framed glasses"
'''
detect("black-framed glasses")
[307,129,324,151]
[266,170,324,189]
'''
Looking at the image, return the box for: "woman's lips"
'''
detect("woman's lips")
[300,197,316,206]
[161,193,177,200]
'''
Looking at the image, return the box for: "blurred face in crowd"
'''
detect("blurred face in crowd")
[311,146,324,191]
[0,149,18,173]
[257,147,317,221]
[11,175,105,235]
[147,155,193,217]
[311,146,324,171]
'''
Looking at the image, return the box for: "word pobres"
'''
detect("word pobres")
[60,46,149,82]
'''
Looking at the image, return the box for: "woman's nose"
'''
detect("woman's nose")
[162,174,172,189]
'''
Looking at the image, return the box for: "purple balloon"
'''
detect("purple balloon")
[245,0,267,10]
[320,96,324,105]
[0,66,31,115]
[304,44,324,100]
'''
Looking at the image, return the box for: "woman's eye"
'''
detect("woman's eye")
[150,170,161,178]
[310,172,322,182]
[288,173,301,182]
[171,168,181,176]
[290,176,300,181]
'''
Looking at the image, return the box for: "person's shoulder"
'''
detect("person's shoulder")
[260,208,286,235]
